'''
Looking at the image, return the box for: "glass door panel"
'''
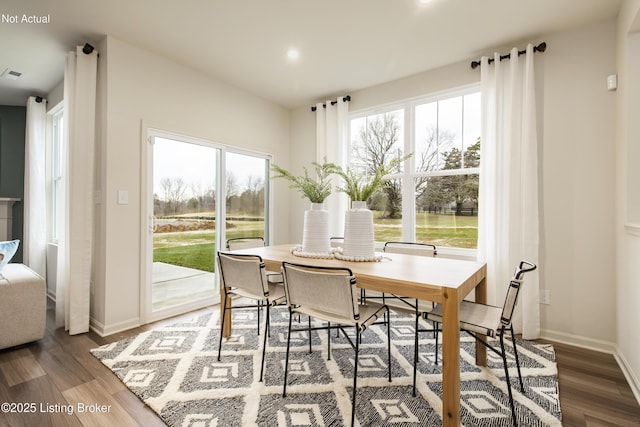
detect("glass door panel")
[151,136,219,313]
[225,152,268,244]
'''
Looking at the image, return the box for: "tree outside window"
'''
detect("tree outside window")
[348,89,480,249]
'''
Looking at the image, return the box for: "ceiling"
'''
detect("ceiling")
[0,0,621,109]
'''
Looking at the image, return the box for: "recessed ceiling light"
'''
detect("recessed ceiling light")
[418,0,433,4]
[286,49,301,60]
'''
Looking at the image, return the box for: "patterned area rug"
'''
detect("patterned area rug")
[91,307,562,426]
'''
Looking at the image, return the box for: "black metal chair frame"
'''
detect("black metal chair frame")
[428,260,537,427]
[226,236,265,250]
[362,241,439,396]
[361,241,437,304]
[217,252,284,382]
[225,237,283,335]
[281,261,391,427]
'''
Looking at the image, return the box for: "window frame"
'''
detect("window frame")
[47,103,64,244]
[347,84,480,251]
[146,128,274,252]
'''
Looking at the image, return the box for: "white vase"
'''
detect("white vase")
[343,201,376,259]
[301,202,331,254]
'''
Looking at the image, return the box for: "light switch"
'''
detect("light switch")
[607,74,618,91]
[118,190,129,205]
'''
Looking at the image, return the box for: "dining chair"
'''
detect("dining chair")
[358,241,435,306]
[226,236,283,329]
[380,241,438,396]
[380,241,437,305]
[383,241,438,257]
[216,251,286,382]
[226,237,283,282]
[281,261,391,427]
[426,260,537,427]
[226,236,266,250]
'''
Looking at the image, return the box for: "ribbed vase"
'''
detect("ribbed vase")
[343,201,375,259]
[301,202,331,254]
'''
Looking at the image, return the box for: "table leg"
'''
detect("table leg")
[474,277,487,366]
[441,289,461,427]
[220,286,232,338]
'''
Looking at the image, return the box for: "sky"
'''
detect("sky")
[153,137,267,200]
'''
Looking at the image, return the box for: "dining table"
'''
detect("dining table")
[221,244,487,427]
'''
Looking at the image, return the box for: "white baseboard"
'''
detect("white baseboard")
[539,328,616,354]
[541,328,640,406]
[90,316,141,337]
[614,347,640,406]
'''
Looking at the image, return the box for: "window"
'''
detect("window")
[348,87,480,249]
[49,106,64,242]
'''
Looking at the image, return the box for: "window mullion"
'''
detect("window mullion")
[403,103,415,242]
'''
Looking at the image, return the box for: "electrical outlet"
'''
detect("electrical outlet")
[540,289,550,305]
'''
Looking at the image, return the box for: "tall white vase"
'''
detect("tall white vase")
[343,201,376,259]
[301,202,331,254]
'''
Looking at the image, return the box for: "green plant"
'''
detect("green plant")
[271,160,340,203]
[335,154,412,202]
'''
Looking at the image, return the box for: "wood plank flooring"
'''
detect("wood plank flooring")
[1,303,639,426]
[546,340,640,426]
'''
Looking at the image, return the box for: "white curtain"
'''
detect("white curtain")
[23,96,47,277]
[477,44,540,339]
[315,97,349,236]
[56,45,98,334]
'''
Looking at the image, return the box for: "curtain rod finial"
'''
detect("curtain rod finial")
[470,60,481,69]
[82,43,95,55]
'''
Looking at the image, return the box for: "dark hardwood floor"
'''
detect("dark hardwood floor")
[1,303,639,426]
[547,341,640,426]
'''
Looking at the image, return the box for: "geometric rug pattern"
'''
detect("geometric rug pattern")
[91,307,562,426]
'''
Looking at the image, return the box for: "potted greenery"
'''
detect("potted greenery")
[335,160,396,205]
[271,161,339,204]
[334,155,410,261]
[271,160,339,256]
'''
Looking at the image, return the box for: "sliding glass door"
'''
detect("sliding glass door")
[144,130,272,322]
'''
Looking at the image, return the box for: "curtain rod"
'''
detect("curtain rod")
[311,95,351,112]
[470,41,546,69]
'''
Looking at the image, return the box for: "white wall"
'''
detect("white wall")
[616,0,640,401]
[539,20,617,347]
[290,20,618,350]
[288,106,316,243]
[92,36,291,334]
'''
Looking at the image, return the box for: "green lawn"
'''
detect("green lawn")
[373,211,478,249]
[153,242,217,272]
[153,220,265,272]
[154,212,478,272]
